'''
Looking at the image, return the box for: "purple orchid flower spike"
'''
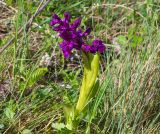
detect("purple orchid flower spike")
[50,12,106,58]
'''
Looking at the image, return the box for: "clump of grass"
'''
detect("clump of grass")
[89,42,160,133]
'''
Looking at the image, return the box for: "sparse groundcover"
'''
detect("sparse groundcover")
[0,0,160,134]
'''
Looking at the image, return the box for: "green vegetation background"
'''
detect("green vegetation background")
[0,0,160,133]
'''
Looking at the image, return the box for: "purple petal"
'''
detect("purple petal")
[68,41,74,49]
[72,41,81,50]
[60,40,72,58]
[77,29,83,36]
[63,51,71,58]
[82,28,91,36]
[50,14,62,26]
[98,44,106,53]
[92,39,106,53]
[60,40,70,51]
[64,12,71,23]
[90,45,97,53]
[92,39,102,46]
[59,31,73,40]
[71,18,81,29]
[82,44,91,52]
[71,31,78,39]
[60,40,67,49]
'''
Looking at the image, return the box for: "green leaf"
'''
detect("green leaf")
[117,35,127,46]
[63,104,75,130]
[88,79,100,100]
[27,68,48,87]
[4,108,15,120]
[0,124,4,129]
[6,0,13,6]
[21,129,32,134]
[130,35,143,47]
[51,123,66,130]
[128,26,135,39]
[59,128,72,134]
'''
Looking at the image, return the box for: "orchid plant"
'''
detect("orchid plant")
[50,12,106,132]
